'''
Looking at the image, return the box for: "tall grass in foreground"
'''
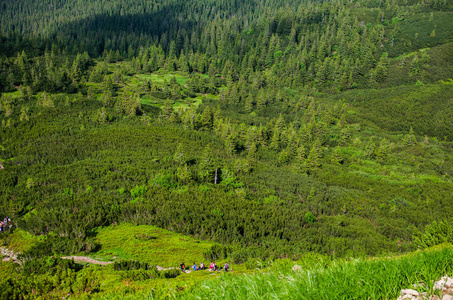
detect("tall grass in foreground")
[175,245,453,300]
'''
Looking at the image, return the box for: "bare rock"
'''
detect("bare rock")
[444,290,453,297]
[401,289,420,297]
[446,278,453,289]
[442,295,453,300]
[434,277,449,291]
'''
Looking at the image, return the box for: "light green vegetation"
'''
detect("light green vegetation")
[135,73,191,86]
[1,229,41,253]
[140,94,213,110]
[88,223,217,267]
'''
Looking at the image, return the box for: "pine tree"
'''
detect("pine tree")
[20,107,29,122]
[173,143,185,165]
[178,51,190,73]
[278,150,289,164]
[200,106,213,129]
[162,100,173,119]
[275,114,285,132]
[198,145,214,182]
[403,127,417,147]
[244,93,254,113]
[270,128,280,150]
[293,145,307,173]
[365,140,376,159]
[331,147,343,164]
[247,141,257,161]
[176,164,192,184]
[375,138,389,161]
[257,89,267,110]
[307,144,321,169]
[225,133,237,155]
[340,127,351,145]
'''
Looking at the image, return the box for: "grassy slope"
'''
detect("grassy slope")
[88,223,216,267]
[175,245,453,300]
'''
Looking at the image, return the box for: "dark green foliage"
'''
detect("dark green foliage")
[414,220,453,249]
[113,260,181,280]
[113,260,153,271]
[20,257,80,276]
[204,245,232,261]
[0,257,87,300]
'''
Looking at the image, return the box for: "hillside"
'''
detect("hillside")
[0,0,453,298]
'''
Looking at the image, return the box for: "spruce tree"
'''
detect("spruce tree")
[173,143,185,165]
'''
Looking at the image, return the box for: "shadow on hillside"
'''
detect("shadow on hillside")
[0,3,195,57]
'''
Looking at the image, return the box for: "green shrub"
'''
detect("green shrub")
[414,220,453,249]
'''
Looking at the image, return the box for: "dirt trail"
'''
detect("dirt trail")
[61,256,112,265]
[60,258,190,272]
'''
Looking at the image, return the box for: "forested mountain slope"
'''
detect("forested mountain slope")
[0,0,452,298]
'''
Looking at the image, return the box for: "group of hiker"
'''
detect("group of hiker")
[180,261,229,272]
[0,217,11,232]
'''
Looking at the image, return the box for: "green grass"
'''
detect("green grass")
[88,223,218,267]
[174,245,453,300]
[0,229,42,252]
[135,73,190,86]
[1,90,21,98]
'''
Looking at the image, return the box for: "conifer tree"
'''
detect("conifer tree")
[403,127,417,147]
[20,107,29,122]
[331,147,343,164]
[198,145,214,182]
[307,145,321,170]
[176,164,192,184]
[244,93,254,113]
[270,128,280,150]
[173,143,185,165]
[247,141,257,161]
[293,145,307,174]
[200,106,213,129]
[375,138,389,162]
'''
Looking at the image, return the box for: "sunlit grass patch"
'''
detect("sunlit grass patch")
[135,73,189,86]
[90,223,217,267]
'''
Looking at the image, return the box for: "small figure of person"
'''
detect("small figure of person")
[199,262,204,270]
[180,262,185,271]
[192,263,197,271]
[224,262,229,272]
[209,261,214,271]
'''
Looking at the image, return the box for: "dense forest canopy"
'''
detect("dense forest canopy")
[0,0,452,298]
